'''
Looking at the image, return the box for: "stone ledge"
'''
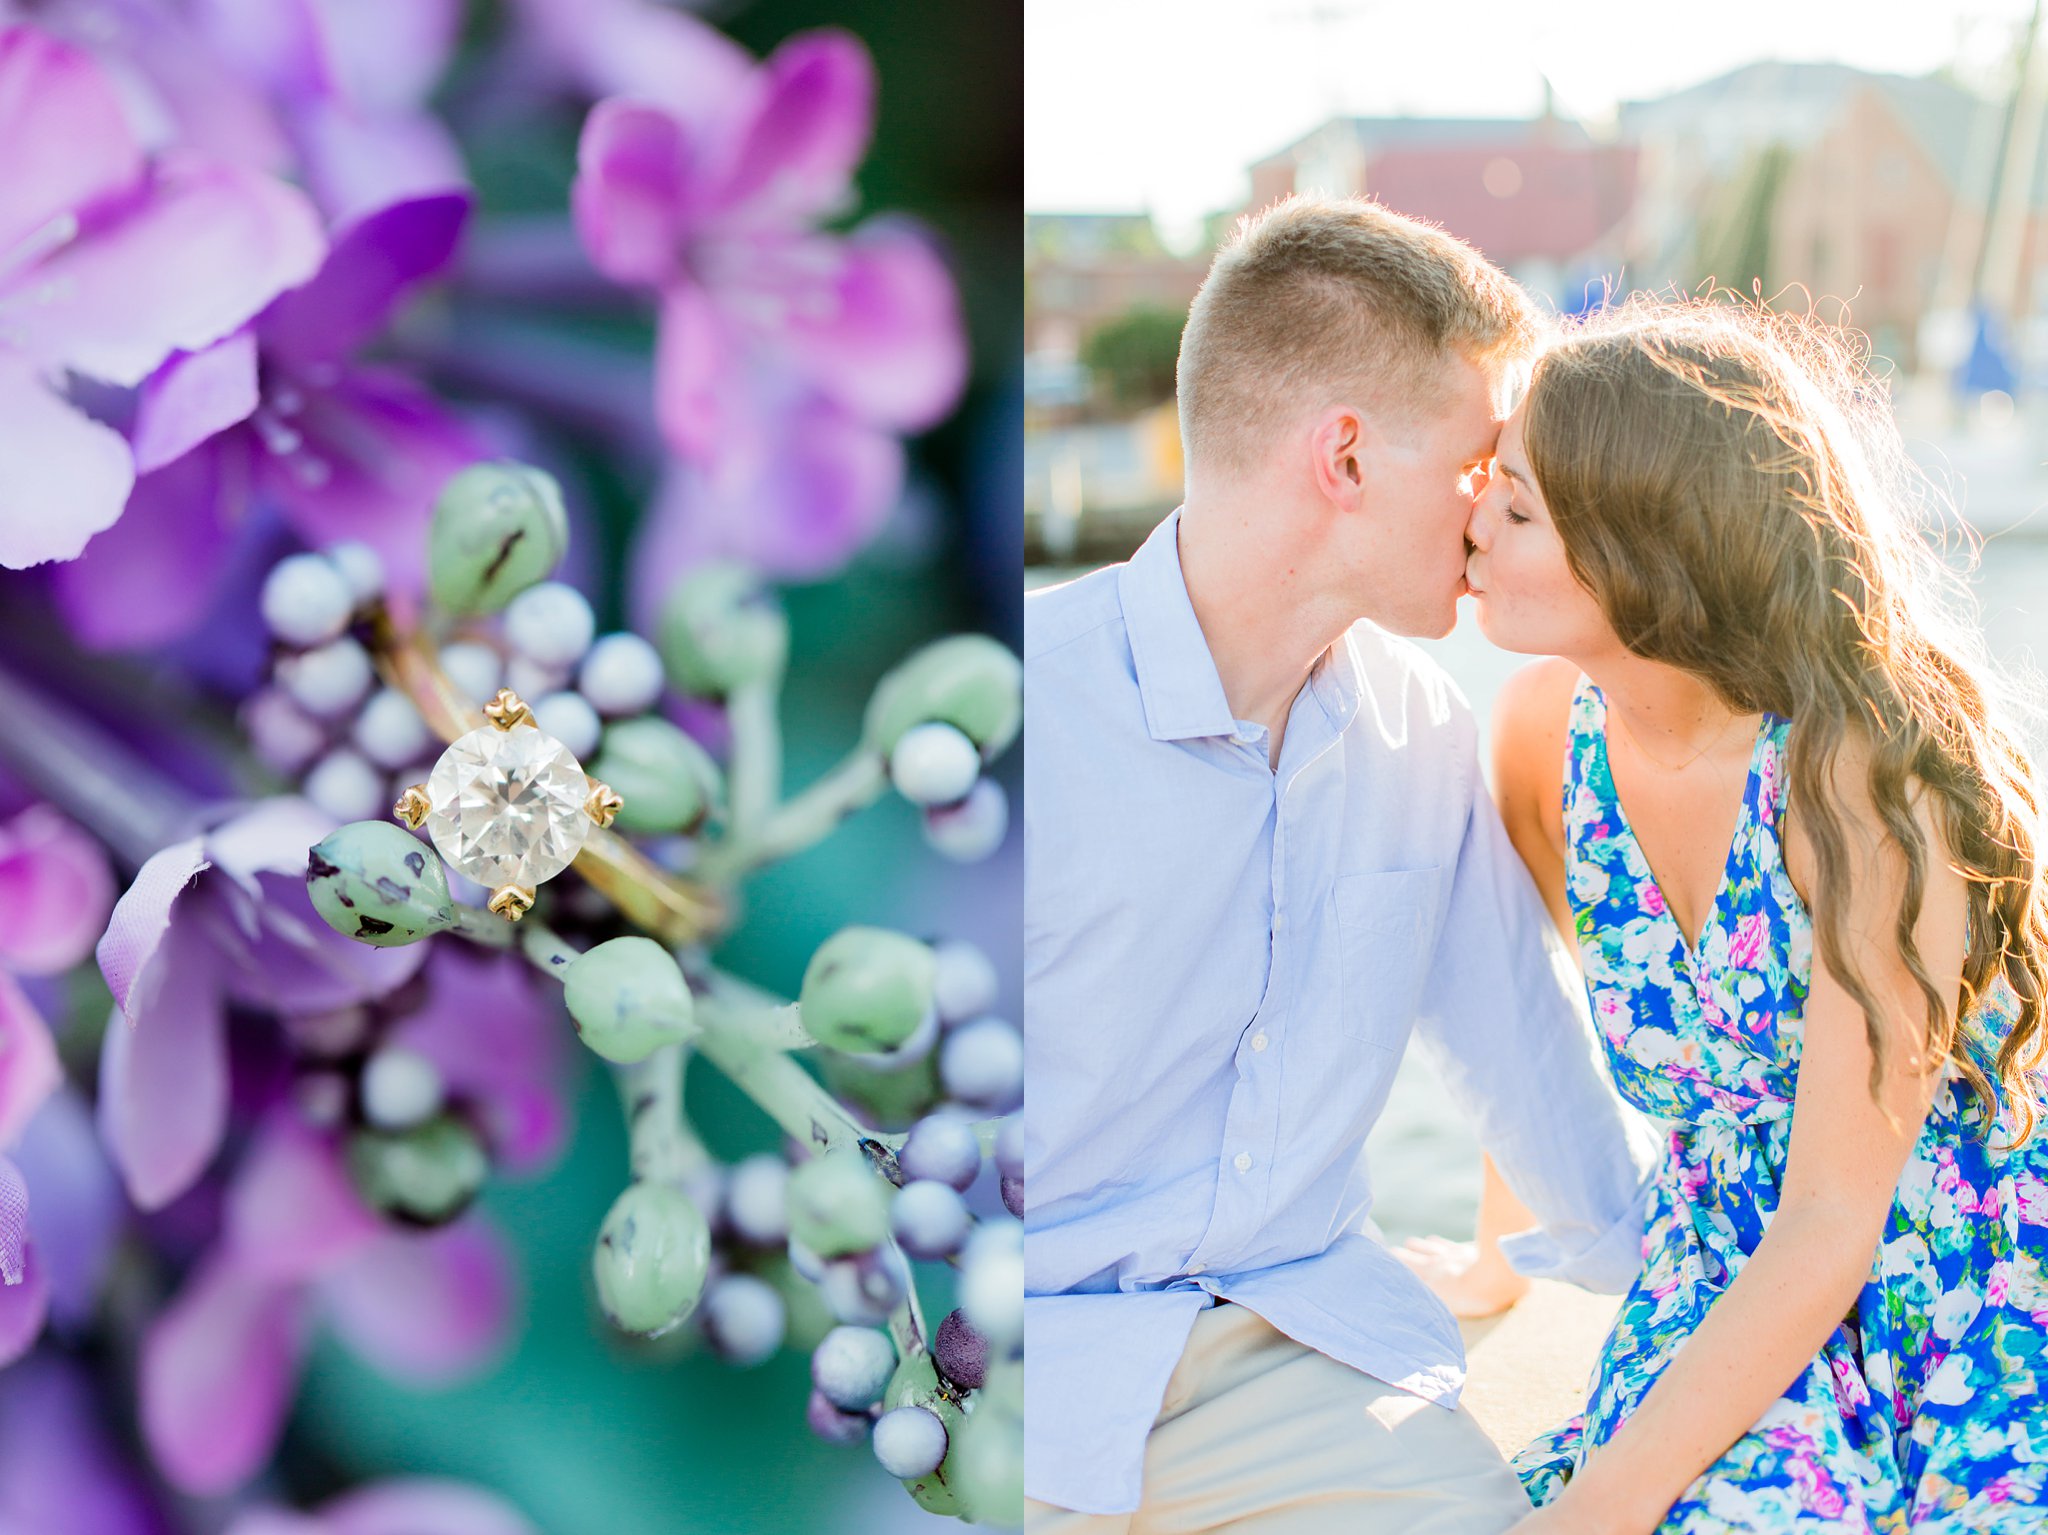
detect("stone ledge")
[1458,1278,1620,1456]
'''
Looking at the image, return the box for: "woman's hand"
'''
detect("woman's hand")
[1393,1233,1530,1318]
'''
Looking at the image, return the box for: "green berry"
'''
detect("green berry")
[786,1150,892,1257]
[428,462,570,617]
[884,1352,966,1516]
[948,1400,1024,1529]
[563,938,697,1064]
[863,635,1022,758]
[306,821,455,947]
[590,718,722,835]
[346,1115,488,1226]
[801,927,937,1055]
[658,563,788,696]
[593,1181,711,1336]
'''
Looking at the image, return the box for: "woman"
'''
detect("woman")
[1452,300,2048,1531]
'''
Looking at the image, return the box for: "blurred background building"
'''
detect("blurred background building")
[1026,9,2048,561]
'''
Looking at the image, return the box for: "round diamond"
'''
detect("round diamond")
[423,723,593,888]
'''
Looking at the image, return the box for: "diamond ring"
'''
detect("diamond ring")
[393,688,624,921]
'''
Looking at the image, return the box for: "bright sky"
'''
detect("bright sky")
[1026,0,2035,248]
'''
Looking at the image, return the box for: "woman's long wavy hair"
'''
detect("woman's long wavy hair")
[1523,294,2048,1143]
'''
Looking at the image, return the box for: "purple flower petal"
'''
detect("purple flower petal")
[0,26,144,260]
[217,871,428,1015]
[50,442,244,650]
[0,1354,168,1534]
[261,191,471,372]
[8,151,324,387]
[225,1118,379,1284]
[303,0,463,114]
[780,219,967,433]
[221,1513,320,1535]
[0,1242,50,1371]
[189,0,326,104]
[11,1090,122,1326]
[714,30,872,225]
[294,99,468,227]
[0,1153,26,1285]
[97,928,228,1210]
[321,1479,538,1535]
[634,394,902,604]
[141,1253,306,1495]
[650,276,735,461]
[48,0,294,171]
[0,971,63,1152]
[320,1218,513,1384]
[519,0,751,130]
[257,366,484,598]
[572,99,698,288]
[390,944,566,1171]
[0,350,134,569]
[131,331,260,472]
[96,834,211,1018]
[0,804,116,976]
[192,799,427,1013]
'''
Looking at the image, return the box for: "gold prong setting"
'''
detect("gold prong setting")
[488,884,537,921]
[483,688,533,731]
[393,784,430,829]
[585,779,624,828]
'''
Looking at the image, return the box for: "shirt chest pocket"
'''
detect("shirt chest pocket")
[1332,868,1442,1049]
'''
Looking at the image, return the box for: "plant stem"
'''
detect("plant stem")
[615,1044,708,1185]
[697,748,888,883]
[703,966,816,1048]
[695,1007,903,1161]
[724,680,782,843]
[370,610,727,944]
[0,658,197,866]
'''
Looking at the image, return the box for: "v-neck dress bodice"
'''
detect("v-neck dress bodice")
[1514,675,2048,1531]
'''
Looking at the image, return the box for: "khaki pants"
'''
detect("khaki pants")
[1027,1302,1533,1535]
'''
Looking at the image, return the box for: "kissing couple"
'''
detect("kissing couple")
[1022,194,2048,1532]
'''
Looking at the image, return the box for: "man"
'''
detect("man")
[1023,195,1654,1532]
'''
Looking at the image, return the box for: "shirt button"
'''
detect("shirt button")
[1234,1152,1253,1173]
[1186,1263,1206,1276]
[1251,1032,1269,1052]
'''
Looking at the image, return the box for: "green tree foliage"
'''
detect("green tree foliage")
[1080,304,1186,406]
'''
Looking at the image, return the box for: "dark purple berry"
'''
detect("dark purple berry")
[934,1308,989,1392]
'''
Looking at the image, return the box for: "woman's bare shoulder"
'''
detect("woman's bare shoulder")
[1489,657,1579,849]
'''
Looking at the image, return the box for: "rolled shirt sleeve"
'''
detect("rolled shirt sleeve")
[1411,750,1658,1295]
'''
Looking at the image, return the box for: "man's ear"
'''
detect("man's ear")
[1309,407,1369,509]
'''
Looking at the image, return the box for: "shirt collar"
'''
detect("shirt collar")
[1117,509,1239,742]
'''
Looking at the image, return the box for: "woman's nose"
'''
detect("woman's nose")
[1463,495,1491,552]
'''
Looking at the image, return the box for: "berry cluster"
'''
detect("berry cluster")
[302,463,1025,1526]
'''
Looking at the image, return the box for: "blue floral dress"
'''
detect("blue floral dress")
[1514,676,2048,1531]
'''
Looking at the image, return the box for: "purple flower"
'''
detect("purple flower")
[3,0,466,226]
[129,935,564,1492]
[569,27,966,588]
[93,797,427,1210]
[225,1477,538,1535]
[0,804,114,1366]
[141,1116,518,1494]
[186,0,468,224]
[0,1353,169,1534]
[53,190,484,649]
[0,24,325,570]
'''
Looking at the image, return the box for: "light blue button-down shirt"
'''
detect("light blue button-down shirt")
[1023,511,1655,1516]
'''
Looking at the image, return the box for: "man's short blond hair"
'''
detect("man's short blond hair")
[1177,195,1543,472]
